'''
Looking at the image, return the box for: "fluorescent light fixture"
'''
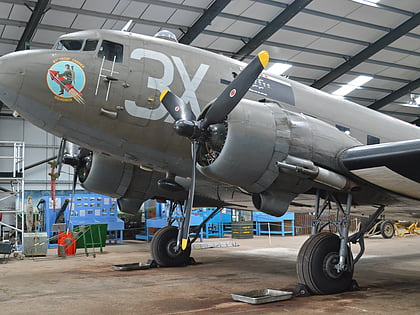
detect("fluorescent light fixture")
[332,75,373,97]
[351,0,380,7]
[267,62,292,75]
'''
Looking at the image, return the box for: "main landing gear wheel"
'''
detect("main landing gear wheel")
[380,220,395,239]
[151,226,191,267]
[297,232,353,295]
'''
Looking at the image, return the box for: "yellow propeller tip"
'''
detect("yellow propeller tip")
[181,238,188,251]
[257,50,270,68]
[160,89,169,102]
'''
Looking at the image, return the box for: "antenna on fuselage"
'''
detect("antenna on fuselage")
[122,20,133,32]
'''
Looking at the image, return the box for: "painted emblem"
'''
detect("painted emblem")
[229,89,236,98]
[175,106,180,112]
[47,59,86,104]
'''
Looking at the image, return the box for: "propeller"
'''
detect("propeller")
[160,51,269,250]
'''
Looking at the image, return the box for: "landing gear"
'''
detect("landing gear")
[151,226,191,267]
[380,220,394,239]
[297,232,353,294]
[150,201,222,267]
[297,190,386,295]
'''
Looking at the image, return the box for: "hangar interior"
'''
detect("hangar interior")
[0,0,420,312]
[0,0,419,266]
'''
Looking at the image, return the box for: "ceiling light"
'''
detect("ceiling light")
[267,63,292,76]
[332,75,373,97]
[351,0,380,7]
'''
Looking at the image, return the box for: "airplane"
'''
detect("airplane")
[1,27,420,295]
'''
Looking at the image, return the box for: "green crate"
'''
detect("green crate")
[73,224,108,249]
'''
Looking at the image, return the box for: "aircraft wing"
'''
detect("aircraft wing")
[339,139,420,200]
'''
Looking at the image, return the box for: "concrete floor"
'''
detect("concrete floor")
[1,234,420,314]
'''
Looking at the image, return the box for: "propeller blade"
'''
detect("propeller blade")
[160,90,196,121]
[56,138,67,177]
[201,50,269,128]
[180,140,199,250]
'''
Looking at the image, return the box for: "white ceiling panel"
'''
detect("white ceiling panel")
[182,0,212,9]
[397,55,420,68]
[205,16,234,33]
[223,0,254,16]
[208,37,244,52]
[82,0,119,14]
[287,12,339,33]
[140,5,176,23]
[371,49,410,64]
[290,51,344,69]
[224,21,263,38]
[352,62,388,75]
[2,25,24,40]
[377,68,419,82]
[118,2,148,18]
[167,9,201,26]
[379,0,420,11]
[346,6,409,29]
[364,78,405,91]
[71,14,106,29]
[241,2,283,21]
[41,10,77,28]
[182,0,213,9]
[0,3,12,19]
[130,23,161,37]
[269,29,318,47]
[9,4,31,22]
[101,19,127,31]
[307,38,364,56]
[0,43,15,56]
[51,0,85,9]
[191,33,217,49]
[32,29,64,45]
[390,35,420,51]
[325,22,387,43]
[306,0,359,17]
[287,67,328,80]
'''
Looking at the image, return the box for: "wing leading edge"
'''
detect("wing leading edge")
[339,139,420,199]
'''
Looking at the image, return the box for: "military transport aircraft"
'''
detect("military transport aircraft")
[1,28,420,295]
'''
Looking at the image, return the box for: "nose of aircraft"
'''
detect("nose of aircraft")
[0,51,26,109]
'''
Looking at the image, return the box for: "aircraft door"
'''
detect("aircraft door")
[93,40,128,116]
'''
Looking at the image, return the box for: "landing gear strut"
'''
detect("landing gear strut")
[297,190,385,294]
[150,201,222,267]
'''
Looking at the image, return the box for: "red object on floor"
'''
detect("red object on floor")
[58,232,76,256]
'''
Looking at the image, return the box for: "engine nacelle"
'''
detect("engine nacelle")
[79,153,187,214]
[197,99,361,216]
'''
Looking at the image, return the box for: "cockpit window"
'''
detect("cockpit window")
[98,40,123,63]
[55,40,84,51]
[84,40,98,51]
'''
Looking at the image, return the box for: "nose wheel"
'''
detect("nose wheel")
[150,226,191,267]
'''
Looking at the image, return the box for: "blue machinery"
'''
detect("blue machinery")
[41,194,124,248]
[136,202,295,241]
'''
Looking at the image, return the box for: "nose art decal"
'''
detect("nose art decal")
[46,59,86,104]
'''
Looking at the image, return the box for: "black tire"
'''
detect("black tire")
[297,232,353,295]
[380,220,394,239]
[150,226,191,267]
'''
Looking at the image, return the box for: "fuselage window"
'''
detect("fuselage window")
[84,40,98,51]
[367,135,380,145]
[336,124,350,135]
[98,40,123,63]
[55,40,84,51]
